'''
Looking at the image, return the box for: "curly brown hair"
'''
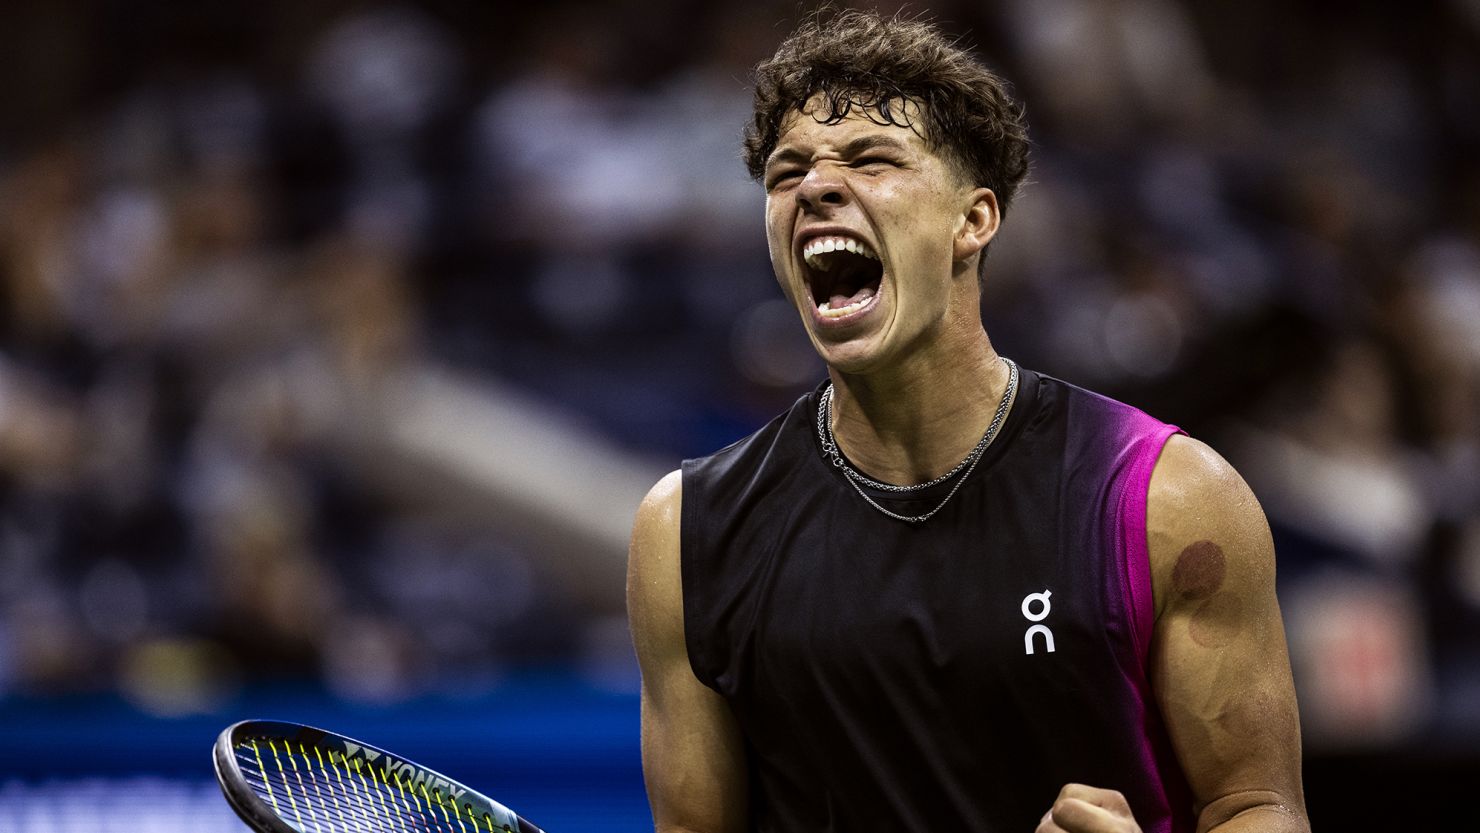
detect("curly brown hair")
[743,8,1031,218]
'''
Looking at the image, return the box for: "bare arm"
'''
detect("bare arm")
[1038,436,1309,833]
[1146,435,1309,833]
[627,471,749,833]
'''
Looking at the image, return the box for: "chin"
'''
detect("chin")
[809,334,890,377]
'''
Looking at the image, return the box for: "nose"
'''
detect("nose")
[796,166,848,213]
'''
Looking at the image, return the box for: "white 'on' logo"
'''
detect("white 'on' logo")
[1021,590,1056,655]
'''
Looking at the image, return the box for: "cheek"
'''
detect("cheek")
[877,189,958,263]
[764,200,798,295]
[773,270,798,304]
[764,236,790,290]
[763,204,788,261]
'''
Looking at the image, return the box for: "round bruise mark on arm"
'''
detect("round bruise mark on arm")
[1188,593,1242,650]
[1219,686,1284,741]
[1171,540,1226,602]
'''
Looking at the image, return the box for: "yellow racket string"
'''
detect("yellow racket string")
[323,748,371,833]
[308,747,337,829]
[419,780,458,831]
[248,739,282,816]
[290,743,328,833]
[398,773,427,825]
[350,757,391,830]
[397,771,433,830]
[338,751,378,828]
[367,757,413,833]
[441,787,471,833]
[267,740,309,833]
[306,745,364,828]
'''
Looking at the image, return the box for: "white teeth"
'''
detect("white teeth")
[817,290,876,317]
[802,235,878,268]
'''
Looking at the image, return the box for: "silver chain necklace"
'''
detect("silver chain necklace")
[815,357,1019,524]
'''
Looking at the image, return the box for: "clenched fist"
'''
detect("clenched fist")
[1036,784,1142,833]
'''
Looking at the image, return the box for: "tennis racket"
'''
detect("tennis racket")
[213,719,544,833]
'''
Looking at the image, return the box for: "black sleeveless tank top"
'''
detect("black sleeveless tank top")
[680,368,1193,833]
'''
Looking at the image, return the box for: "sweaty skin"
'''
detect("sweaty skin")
[632,101,1309,833]
[762,101,1008,486]
[1036,436,1307,833]
[1171,541,1227,602]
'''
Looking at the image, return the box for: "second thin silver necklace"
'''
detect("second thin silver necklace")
[816,357,1019,524]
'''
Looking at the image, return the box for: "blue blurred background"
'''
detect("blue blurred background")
[1,0,1478,829]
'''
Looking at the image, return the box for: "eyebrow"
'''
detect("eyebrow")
[764,134,912,172]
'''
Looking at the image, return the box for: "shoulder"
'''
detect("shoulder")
[1147,435,1264,544]
[631,470,682,573]
[628,470,684,644]
[1145,435,1275,620]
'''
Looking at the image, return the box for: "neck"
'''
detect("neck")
[827,326,1012,486]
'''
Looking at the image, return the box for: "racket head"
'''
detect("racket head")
[214,719,543,833]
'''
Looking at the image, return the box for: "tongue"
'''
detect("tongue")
[828,285,876,310]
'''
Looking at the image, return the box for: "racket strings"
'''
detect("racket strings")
[234,738,519,833]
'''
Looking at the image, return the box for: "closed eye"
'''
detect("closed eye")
[766,169,803,191]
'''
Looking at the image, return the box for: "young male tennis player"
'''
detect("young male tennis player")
[628,10,1309,832]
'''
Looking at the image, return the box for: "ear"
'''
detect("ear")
[953,188,1000,263]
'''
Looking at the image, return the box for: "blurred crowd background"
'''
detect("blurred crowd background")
[2,0,1479,819]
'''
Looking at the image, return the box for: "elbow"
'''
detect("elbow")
[1198,789,1309,833]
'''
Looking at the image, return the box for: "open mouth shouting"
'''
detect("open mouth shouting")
[800,234,884,323]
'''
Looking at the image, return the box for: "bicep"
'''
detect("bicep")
[1146,437,1308,830]
[628,471,748,833]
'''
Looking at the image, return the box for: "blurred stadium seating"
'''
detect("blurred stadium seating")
[1,0,1477,829]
